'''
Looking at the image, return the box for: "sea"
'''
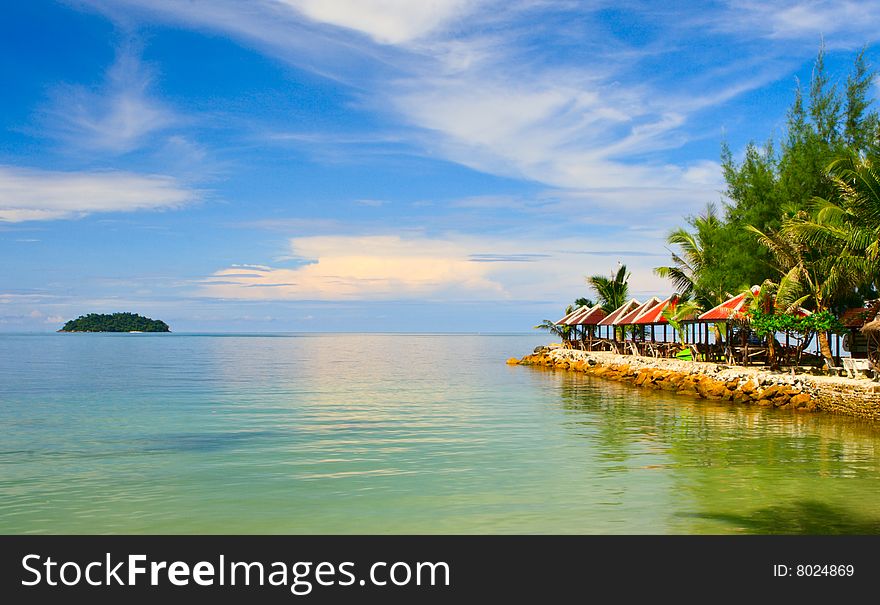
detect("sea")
[2,332,880,534]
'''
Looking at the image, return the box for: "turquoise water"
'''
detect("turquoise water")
[2,333,880,534]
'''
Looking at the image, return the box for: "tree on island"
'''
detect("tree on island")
[60,313,170,333]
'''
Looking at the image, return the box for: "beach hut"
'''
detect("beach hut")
[697,286,816,365]
[555,306,588,325]
[693,287,764,362]
[631,295,681,356]
[567,305,608,350]
[554,306,593,347]
[613,297,662,355]
[697,288,758,323]
[840,301,880,359]
[597,299,641,347]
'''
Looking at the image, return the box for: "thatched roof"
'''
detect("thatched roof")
[861,318,880,333]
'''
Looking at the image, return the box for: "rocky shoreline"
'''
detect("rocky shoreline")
[508,346,880,421]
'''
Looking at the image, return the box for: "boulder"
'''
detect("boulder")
[789,393,812,408]
[740,380,758,394]
[772,394,791,407]
[758,385,782,400]
[677,386,700,397]
[506,357,520,365]
[705,382,728,398]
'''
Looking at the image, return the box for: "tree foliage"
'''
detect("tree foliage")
[587,264,630,312]
[661,47,879,297]
[657,45,880,318]
[61,313,170,333]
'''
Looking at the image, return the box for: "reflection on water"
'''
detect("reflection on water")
[1,333,879,534]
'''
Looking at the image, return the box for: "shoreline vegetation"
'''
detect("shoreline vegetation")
[520,47,880,421]
[58,313,170,333]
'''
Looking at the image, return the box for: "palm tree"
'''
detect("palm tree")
[783,154,880,283]
[749,154,880,367]
[654,204,728,309]
[574,297,594,308]
[533,319,571,342]
[748,219,862,364]
[587,264,630,312]
[534,304,576,345]
[660,296,703,353]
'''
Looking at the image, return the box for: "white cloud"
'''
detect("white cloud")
[201,234,505,300]
[723,1,880,46]
[75,1,803,211]
[43,44,175,153]
[199,231,671,302]
[0,165,199,222]
[281,0,479,44]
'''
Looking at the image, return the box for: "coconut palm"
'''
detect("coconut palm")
[533,319,571,342]
[534,304,576,345]
[660,296,703,353]
[587,264,630,313]
[783,154,880,283]
[654,204,729,309]
[748,218,863,364]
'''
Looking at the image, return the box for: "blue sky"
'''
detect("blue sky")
[2,0,880,332]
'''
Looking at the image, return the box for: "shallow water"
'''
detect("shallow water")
[1,333,879,534]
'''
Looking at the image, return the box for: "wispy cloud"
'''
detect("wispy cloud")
[41,43,175,153]
[78,0,758,214]
[721,1,880,46]
[280,0,482,44]
[199,230,671,302]
[0,165,200,222]
[201,234,506,300]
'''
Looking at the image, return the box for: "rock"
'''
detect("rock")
[732,392,752,404]
[506,357,520,365]
[706,383,728,398]
[789,393,811,408]
[758,385,782,400]
[772,394,791,407]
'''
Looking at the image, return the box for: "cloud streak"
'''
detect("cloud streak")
[0,165,200,222]
[199,231,671,302]
[42,43,176,153]
[281,0,481,44]
[78,0,766,212]
[201,235,506,300]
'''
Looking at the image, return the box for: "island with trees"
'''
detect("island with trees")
[59,313,171,333]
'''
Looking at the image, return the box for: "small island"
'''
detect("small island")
[59,312,171,333]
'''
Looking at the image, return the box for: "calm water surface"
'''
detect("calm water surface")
[2,333,880,534]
